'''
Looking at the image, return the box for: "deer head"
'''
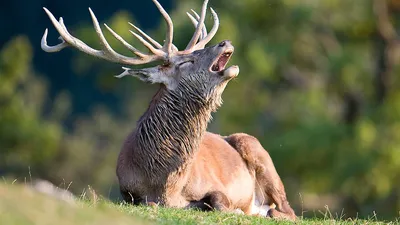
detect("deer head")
[41,0,239,101]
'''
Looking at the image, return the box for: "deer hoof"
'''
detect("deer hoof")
[232,209,245,215]
[267,209,297,221]
[147,201,159,208]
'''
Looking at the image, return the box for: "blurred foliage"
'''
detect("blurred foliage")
[0,37,62,177]
[1,0,400,220]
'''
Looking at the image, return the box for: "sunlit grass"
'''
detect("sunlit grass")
[0,183,397,225]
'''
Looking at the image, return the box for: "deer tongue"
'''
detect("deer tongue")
[212,52,232,72]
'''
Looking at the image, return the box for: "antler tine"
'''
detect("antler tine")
[103,24,148,59]
[129,30,166,56]
[41,17,71,53]
[41,28,69,52]
[88,8,165,61]
[151,0,174,55]
[58,17,68,33]
[193,8,219,50]
[185,0,209,50]
[186,12,207,40]
[190,9,208,39]
[128,22,162,49]
[128,23,180,55]
[88,7,122,59]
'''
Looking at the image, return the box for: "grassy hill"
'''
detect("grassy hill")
[0,184,396,225]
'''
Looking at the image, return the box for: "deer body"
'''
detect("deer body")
[116,83,256,211]
[41,0,296,220]
[118,132,256,209]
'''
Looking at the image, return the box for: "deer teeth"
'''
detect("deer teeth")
[211,50,233,72]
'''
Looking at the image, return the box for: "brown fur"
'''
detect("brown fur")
[116,79,296,220]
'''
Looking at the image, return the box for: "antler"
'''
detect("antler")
[41,0,219,66]
[186,7,219,50]
[187,10,208,40]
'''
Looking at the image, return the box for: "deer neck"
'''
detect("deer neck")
[133,82,217,178]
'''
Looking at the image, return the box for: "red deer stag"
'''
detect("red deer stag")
[41,0,296,220]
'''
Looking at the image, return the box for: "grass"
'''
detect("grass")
[0,183,397,225]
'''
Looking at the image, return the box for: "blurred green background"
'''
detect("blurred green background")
[1,0,400,220]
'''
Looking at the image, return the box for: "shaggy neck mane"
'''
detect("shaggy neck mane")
[133,76,220,179]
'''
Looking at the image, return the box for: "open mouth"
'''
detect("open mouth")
[211,50,233,72]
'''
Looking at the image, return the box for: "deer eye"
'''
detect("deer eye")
[178,60,194,67]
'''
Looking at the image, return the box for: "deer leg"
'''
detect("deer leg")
[120,189,142,205]
[224,133,297,221]
[205,191,232,211]
[120,188,160,207]
[186,191,234,212]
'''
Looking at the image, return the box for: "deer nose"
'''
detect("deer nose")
[219,40,231,47]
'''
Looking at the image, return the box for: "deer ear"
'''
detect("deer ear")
[115,67,152,82]
[115,66,178,89]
